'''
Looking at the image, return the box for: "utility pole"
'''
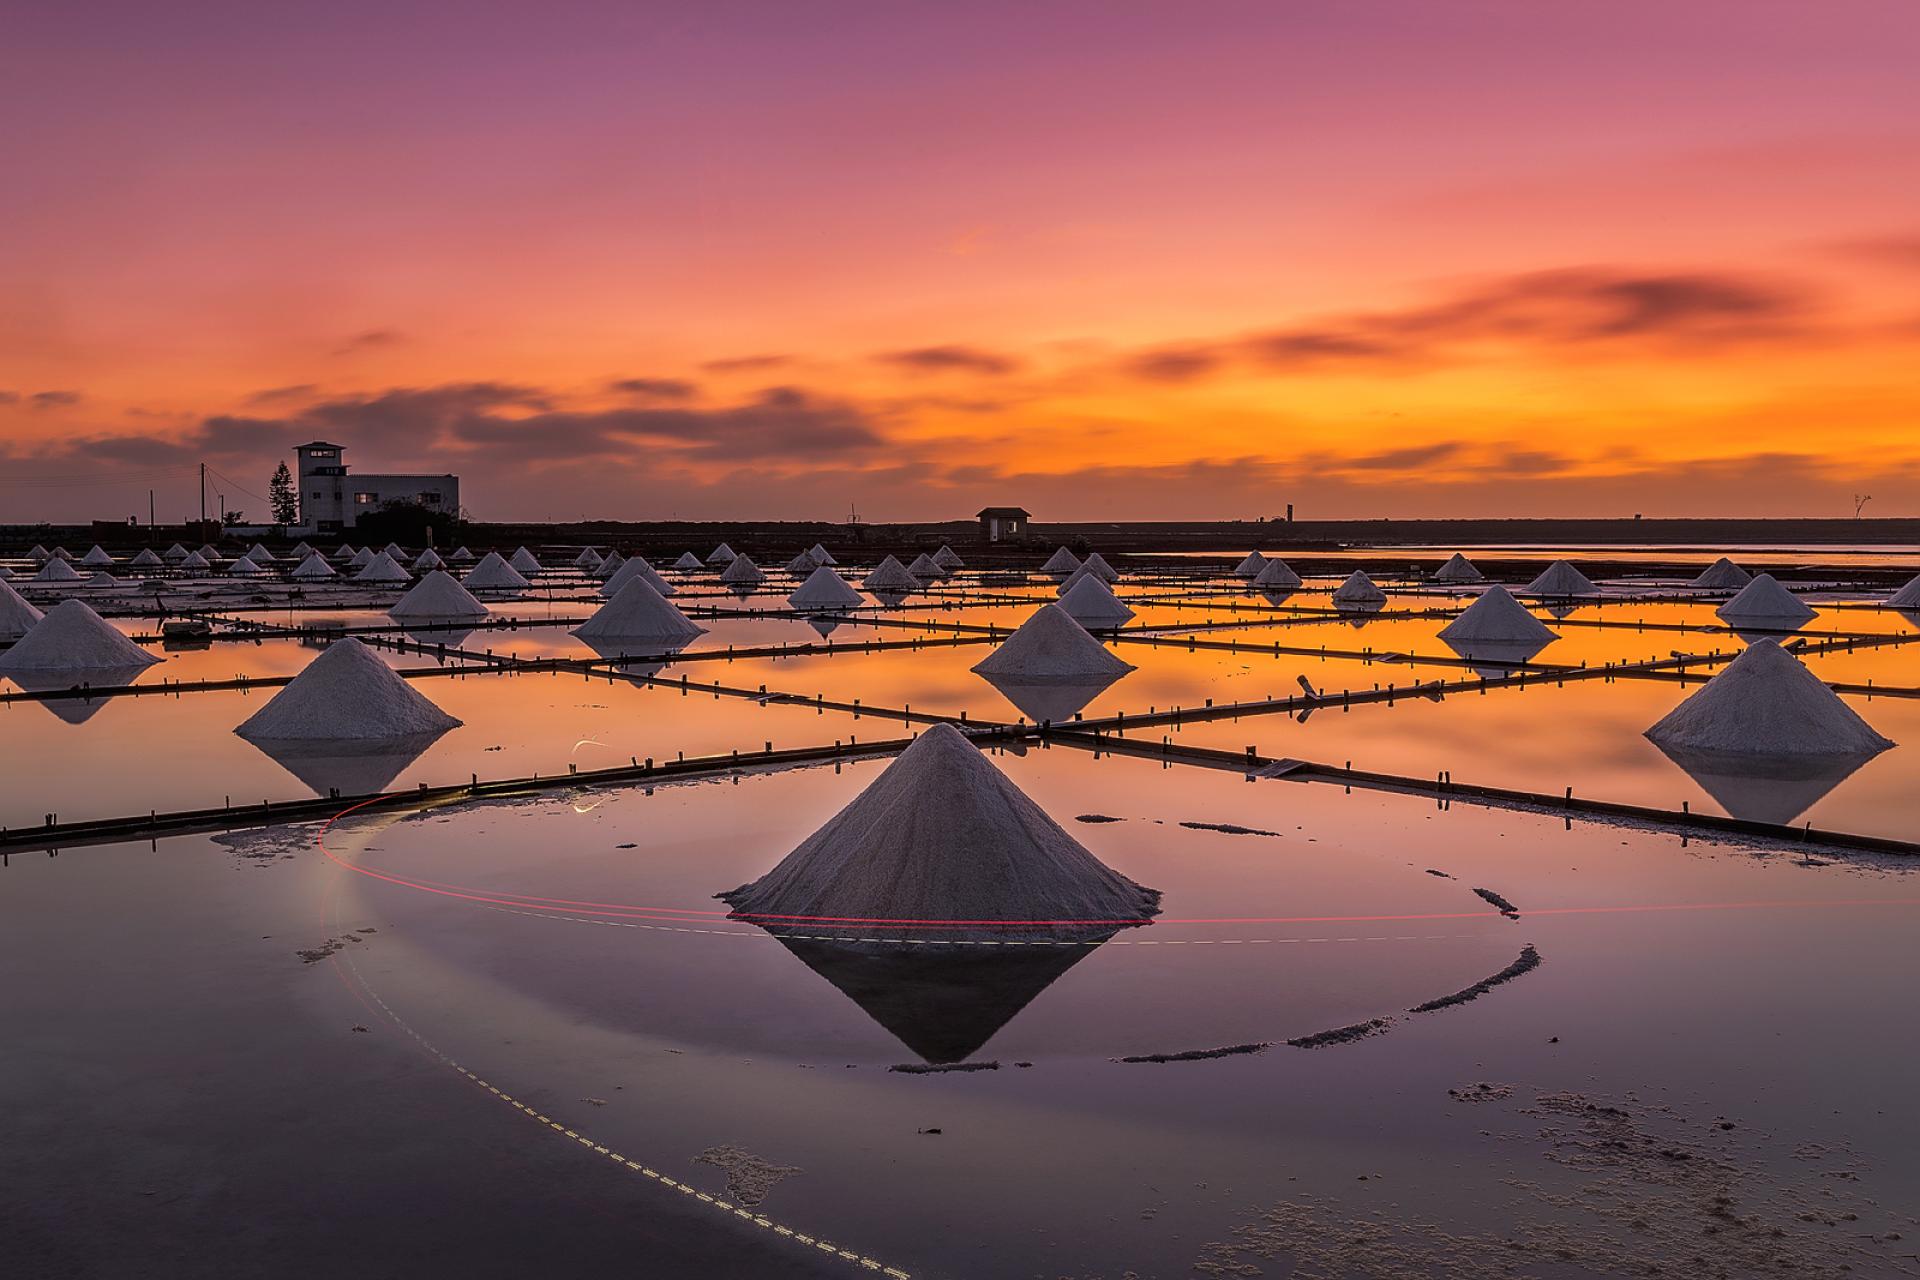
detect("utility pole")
[148,489,155,533]
[200,463,207,527]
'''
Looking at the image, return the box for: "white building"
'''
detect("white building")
[295,442,460,531]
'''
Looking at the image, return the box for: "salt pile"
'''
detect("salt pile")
[1431,552,1483,583]
[130,548,163,569]
[932,545,964,571]
[1332,570,1386,604]
[1716,573,1815,626]
[601,557,675,598]
[1082,552,1119,583]
[162,544,189,563]
[1057,574,1135,629]
[0,580,45,641]
[573,579,705,645]
[573,548,603,569]
[809,543,837,566]
[462,551,530,592]
[0,565,11,581]
[706,543,737,565]
[226,556,263,577]
[1438,585,1557,644]
[1041,547,1081,575]
[245,544,277,564]
[290,542,315,559]
[907,552,943,579]
[382,543,406,559]
[236,638,460,741]
[389,570,490,622]
[333,543,357,561]
[1233,551,1267,577]
[595,550,626,579]
[413,548,444,571]
[788,565,866,611]
[719,554,765,585]
[80,545,114,567]
[1691,557,1751,591]
[449,546,476,564]
[85,572,119,588]
[673,552,703,570]
[1645,639,1891,757]
[785,550,818,574]
[1254,558,1301,589]
[508,546,542,574]
[34,559,83,583]
[1889,575,1920,609]
[863,555,920,592]
[719,723,1160,941]
[348,547,375,569]
[291,553,337,580]
[197,544,222,562]
[180,550,211,573]
[354,551,411,584]
[971,603,1134,681]
[1525,559,1597,597]
[0,600,160,673]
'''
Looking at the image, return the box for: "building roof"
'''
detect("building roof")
[297,440,347,451]
[977,506,1031,518]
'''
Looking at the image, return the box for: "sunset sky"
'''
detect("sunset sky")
[4,1,1919,524]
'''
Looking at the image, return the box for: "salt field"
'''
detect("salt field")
[5,539,1920,1278]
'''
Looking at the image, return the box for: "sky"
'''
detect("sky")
[3,0,1919,525]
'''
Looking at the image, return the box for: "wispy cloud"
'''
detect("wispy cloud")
[875,345,1023,376]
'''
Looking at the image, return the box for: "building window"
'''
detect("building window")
[421,493,441,506]
[355,492,378,505]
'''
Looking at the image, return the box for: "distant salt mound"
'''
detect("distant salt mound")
[245,544,277,564]
[1525,559,1597,597]
[809,543,837,566]
[449,546,476,564]
[162,544,189,564]
[1254,557,1302,589]
[85,571,119,588]
[932,545,964,571]
[463,551,530,592]
[413,548,444,571]
[719,554,765,585]
[382,543,406,559]
[706,543,737,565]
[864,555,920,592]
[1041,547,1081,575]
[573,548,603,569]
[1082,552,1119,583]
[290,542,315,559]
[907,552,943,580]
[0,580,45,641]
[574,579,705,645]
[1055,564,1099,596]
[673,552,703,570]
[1057,574,1134,629]
[348,547,375,569]
[719,723,1159,942]
[180,550,211,573]
[595,551,626,579]
[1332,570,1386,605]
[1889,575,1920,610]
[1646,639,1891,757]
[35,558,82,583]
[1691,557,1752,591]
[0,599,160,674]
[785,550,819,574]
[130,548,163,569]
[601,557,675,598]
[291,553,337,581]
[390,570,489,622]
[971,604,1135,681]
[226,556,263,578]
[1233,551,1267,577]
[788,565,866,611]
[354,551,411,584]
[1716,573,1815,626]
[508,546,542,574]
[80,545,114,567]
[333,543,357,561]
[1438,585,1556,645]
[1431,552,1483,584]
[236,638,460,742]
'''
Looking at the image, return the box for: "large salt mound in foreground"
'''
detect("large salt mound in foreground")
[0,599,160,673]
[1645,639,1891,757]
[1438,584,1556,645]
[719,723,1159,941]
[236,638,460,741]
[972,603,1134,681]
[389,570,490,622]
[573,579,706,645]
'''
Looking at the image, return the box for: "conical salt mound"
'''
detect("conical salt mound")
[1332,570,1386,604]
[719,724,1160,941]
[508,546,542,574]
[236,638,460,742]
[354,551,411,583]
[864,555,920,591]
[573,579,705,645]
[291,542,315,558]
[719,554,764,585]
[1691,557,1751,591]
[573,548,603,569]
[809,543,837,566]
[601,557,675,598]
[788,565,866,611]
[0,579,45,641]
[413,548,444,571]
[1254,557,1301,589]
[595,550,626,579]
[1717,573,1815,625]
[907,552,943,579]
[130,548,163,568]
[180,550,211,572]
[1889,575,1920,609]
[0,600,160,674]
[1233,551,1267,577]
[197,544,222,562]
[389,570,490,622]
[28,545,51,563]
[1041,547,1081,575]
[1526,559,1597,597]
[348,547,375,569]
[85,572,119,588]
[932,545,964,571]
[162,544,189,563]
[463,551,530,592]
[333,543,357,561]
[1055,563,1101,596]
[382,543,406,559]
[291,553,337,580]
[35,558,82,583]
[449,546,476,563]
[1431,552,1483,583]
[972,604,1135,681]
[1438,585,1557,645]
[673,552,703,570]
[226,556,262,577]
[1057,574,1134,629]
[1082,552,1118,582]
[245,543,277,564]
[706,543,737,565]
[80,545,114,567]
[1646,640,1892,757]
[785,550,819,574]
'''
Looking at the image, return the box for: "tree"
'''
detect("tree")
[269,462,299,526]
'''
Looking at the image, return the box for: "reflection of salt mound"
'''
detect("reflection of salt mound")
[354,552,411,584]
[389,570,490,622]
[463,551,531,592]
[706,543,737,565]
[720,724,1160,942]
[573,580,706,645]
[972,604,1134,680]
[1041,547,1081,575]
[932,545,963,571]
[248,735,449,799]
[1233,551,1266,577]
[788,565,866,611]
[0,580,45,641]
[1716,573,1814,626]
[719,554,764,585]
[236,638,460,741]
[508,546,542,574]
[1691,557,1751,591]
[1431,552,1483,583]
[1057,574,1134,629]
[1254,558,1301,589]
[1525,559,1597,597]
[1442,637,1550,678]
[601,557,675,598]
[1332,570,1386,605]
[1645,640,1891,756]
[0,600,160,674]
[1652,744,1875,827]
[982,674,1123,725]
[1438,585,1556,645]
[863,555,920,592]
[673,552,703,570]
[770,934,1106,1064]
